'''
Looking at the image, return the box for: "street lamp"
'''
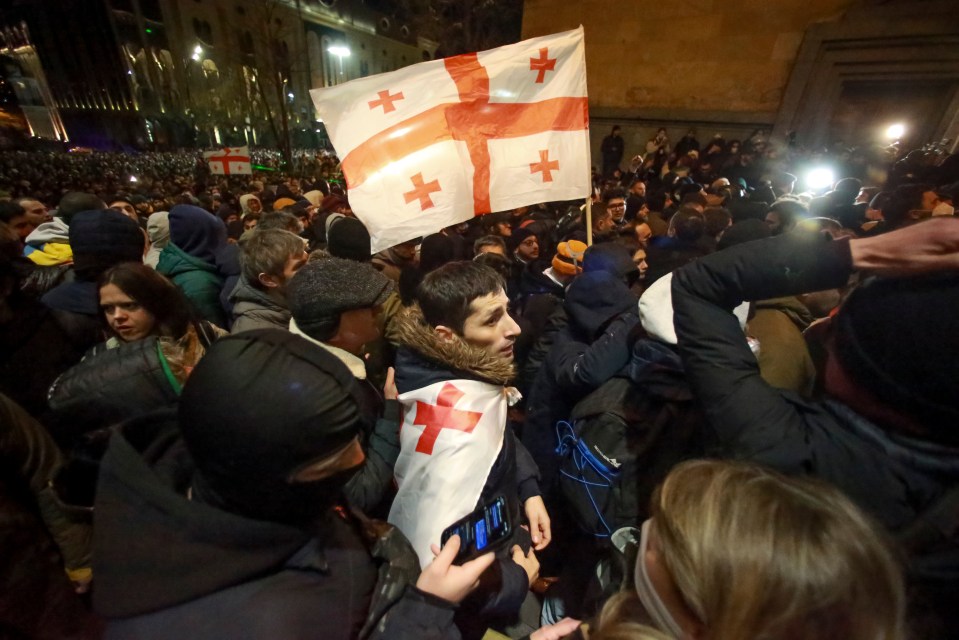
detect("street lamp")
[885,123,905,140]
[191,44,203,61]
[327,45,351,58]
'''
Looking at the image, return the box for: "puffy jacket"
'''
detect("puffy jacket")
[228,276,290,334]
[157,243,227,328]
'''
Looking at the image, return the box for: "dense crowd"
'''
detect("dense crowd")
[1,130,958,640]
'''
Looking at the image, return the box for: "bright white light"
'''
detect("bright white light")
[886,123,905,139]
[191,52,201,61]
[287,92,294,99]
[327,45,351,58]
[315,129,321,133]
[129,176,138,183]
[806,167,834,190]
[193,45,203,55]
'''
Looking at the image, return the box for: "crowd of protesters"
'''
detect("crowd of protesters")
[0,127,958,640]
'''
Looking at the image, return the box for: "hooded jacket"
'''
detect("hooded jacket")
[228,276,291,333]
[144,212,170,269]
[523,271,640,491]
[391,305,540,623]
[157,205,228,327]
[93,410,461,640]
[157,243,227,327]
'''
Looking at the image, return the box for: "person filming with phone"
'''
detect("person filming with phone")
[390,261,550,637]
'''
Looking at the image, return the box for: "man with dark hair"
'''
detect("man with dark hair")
[482,211,513,239]
[390,261,547,632]
[602,186,628,228]
[644,188,671,237]
[702,206,732,250]
[0,201,36,245]
[229,229,308,333]
[600,125,625,177]
[23,192,106,266]
[625,179,647,222]
[765,199,805,236]
[645,206,708,284]
[91,330,498,639]
[880,183,940,231]
[670,218,959,635]
[474,235,508,257]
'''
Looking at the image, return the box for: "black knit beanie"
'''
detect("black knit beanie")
[834,273,959,444]
[327,216,372,262]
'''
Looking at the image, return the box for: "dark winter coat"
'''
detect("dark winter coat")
[523,271,639,492]
[93,411,461,640]
[0,294,85,419]
[671,231,959,636]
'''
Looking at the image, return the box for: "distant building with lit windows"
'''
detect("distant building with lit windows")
[0,0,437,148]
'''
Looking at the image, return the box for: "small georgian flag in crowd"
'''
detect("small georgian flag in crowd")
[204,146,252,175]
[310,27,590,252]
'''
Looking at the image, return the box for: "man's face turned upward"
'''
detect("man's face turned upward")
[460,288,520,361]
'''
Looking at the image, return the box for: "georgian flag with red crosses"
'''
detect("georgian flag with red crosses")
[310,27,590,252]
[388,379,508,567]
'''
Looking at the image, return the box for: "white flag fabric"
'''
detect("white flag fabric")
[388,379,507,567]
[203,146,252,175]
[310,27,590,252]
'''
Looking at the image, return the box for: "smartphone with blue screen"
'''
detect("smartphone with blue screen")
[440,496,512,564]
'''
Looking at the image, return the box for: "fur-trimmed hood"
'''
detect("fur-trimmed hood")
[392,304,514,387]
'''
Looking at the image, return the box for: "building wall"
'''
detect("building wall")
[522,0,959,167]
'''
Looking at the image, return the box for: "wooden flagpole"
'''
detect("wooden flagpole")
[585,196,593,246]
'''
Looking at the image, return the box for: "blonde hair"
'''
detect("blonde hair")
[590,592,673,640]
[649,460,905,640]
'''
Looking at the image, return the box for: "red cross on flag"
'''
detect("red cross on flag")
[203,146,252,175]
[310,27,590,252]
[389,378,508,567]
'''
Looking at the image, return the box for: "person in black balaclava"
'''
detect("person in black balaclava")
[92,330,498,640]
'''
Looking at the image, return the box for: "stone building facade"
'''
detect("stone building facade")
[522,0,959,166]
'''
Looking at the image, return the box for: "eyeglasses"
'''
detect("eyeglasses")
[608,202,626,210]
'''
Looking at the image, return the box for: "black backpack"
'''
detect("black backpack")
[556,374,704,538]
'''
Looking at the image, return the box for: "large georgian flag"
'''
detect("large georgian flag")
[203,146,252,175]
[388,379,508,567]
[310,27,590,252]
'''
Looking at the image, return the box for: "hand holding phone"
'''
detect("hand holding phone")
[417,535,495,604]
[440,496,512,565]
